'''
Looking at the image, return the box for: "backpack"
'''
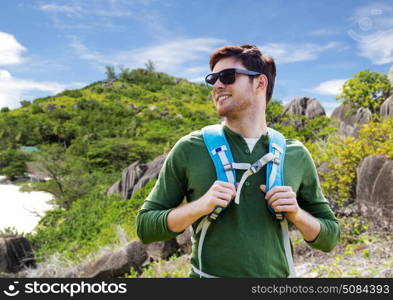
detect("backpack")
[192,124,295,278]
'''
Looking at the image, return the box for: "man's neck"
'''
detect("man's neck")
[222,114,268,138]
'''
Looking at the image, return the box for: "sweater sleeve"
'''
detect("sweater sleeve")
[136,136,189,244]
[297,145,340,252]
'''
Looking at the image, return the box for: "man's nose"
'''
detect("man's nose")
[213,77,225,88]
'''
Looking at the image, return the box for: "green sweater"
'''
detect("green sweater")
[136,126,340,277]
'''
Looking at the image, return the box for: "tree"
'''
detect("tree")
[1,107,10,113]
[25,145,100,209]
[20,100,31,107]
[337,70,392,114]
[144,59,155,72]
[105,65,117,81]
[119,67,132,81]
[0,149,30,179]
[265,99,289,125]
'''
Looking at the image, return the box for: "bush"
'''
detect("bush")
[59,89,83,98]
[31,105,43,114]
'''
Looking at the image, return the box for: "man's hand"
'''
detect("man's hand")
[167,180,236,233]
[260,184,321,242]
[260,184,300,222]
[197,180,237,216]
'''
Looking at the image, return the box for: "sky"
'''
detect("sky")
[0,0,393,115]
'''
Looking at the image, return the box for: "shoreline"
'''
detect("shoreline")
[0,175,53,234]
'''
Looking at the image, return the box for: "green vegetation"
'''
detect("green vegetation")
[266,99,336,145]
[337,70,391,114]
[27,179,156,262]
[0,149,31,180]
[312,118,393,207]
[125,255,191,278]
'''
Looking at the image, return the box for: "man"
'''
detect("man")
[136,45,340,277]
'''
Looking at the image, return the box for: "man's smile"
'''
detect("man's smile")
[215,93,231,103]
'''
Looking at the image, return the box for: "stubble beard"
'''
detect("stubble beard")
[215,97,253,120]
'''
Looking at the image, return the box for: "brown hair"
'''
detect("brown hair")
[209,45,276,104]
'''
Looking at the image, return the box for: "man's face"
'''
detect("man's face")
[211,57,259,118]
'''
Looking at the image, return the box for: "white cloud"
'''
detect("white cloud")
[0,70,85,109]
[39,1,134,19]
[260,42,340,63]
[185,65,209,75]
[189,77,205,83]
[38,1,133,30]
[0,70,12,80]
[71,37,226,74]
[40,2,132,17]
[307,79,347,96]
[39,3,83,16]
[127,38,225,71]
[70,38,112,65]
[357,30,393,64]
[0,32,26,66]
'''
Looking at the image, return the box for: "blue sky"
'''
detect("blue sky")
[0,0,392,115]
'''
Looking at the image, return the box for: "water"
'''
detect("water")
[0,176,53,233]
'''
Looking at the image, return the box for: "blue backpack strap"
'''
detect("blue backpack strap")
[202,124,236,185]
[195,125,236,276]
[265,128,296,277]
[266,128,286,219]
[201,124,236,221]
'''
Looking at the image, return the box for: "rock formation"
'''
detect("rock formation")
[380,94,393,118]
[107,154,167,199]
[0,236,36,274]
[78,241,148,278]
[330,104,372,137]
[77,228,192,278]
[284,97,326,118]
[356,155,393,220]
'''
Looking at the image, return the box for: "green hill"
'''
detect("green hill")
[0,69,218,166]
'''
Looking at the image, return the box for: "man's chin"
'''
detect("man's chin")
[215,107,227,117]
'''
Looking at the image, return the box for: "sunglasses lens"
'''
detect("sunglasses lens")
[219,69,236,84]
[205,73,218,85]
[205,69,236,85]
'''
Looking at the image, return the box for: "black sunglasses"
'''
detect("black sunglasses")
[205,68,261,85]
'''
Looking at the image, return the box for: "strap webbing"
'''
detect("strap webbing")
[281,219,296,277]
[234,153,274,205]
[192,265,219,278]
[216,148,235,185]
[196,218,211,277]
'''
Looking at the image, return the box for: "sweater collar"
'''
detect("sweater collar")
[223,125,269,147]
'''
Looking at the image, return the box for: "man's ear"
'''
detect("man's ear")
[256,74,268,91]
